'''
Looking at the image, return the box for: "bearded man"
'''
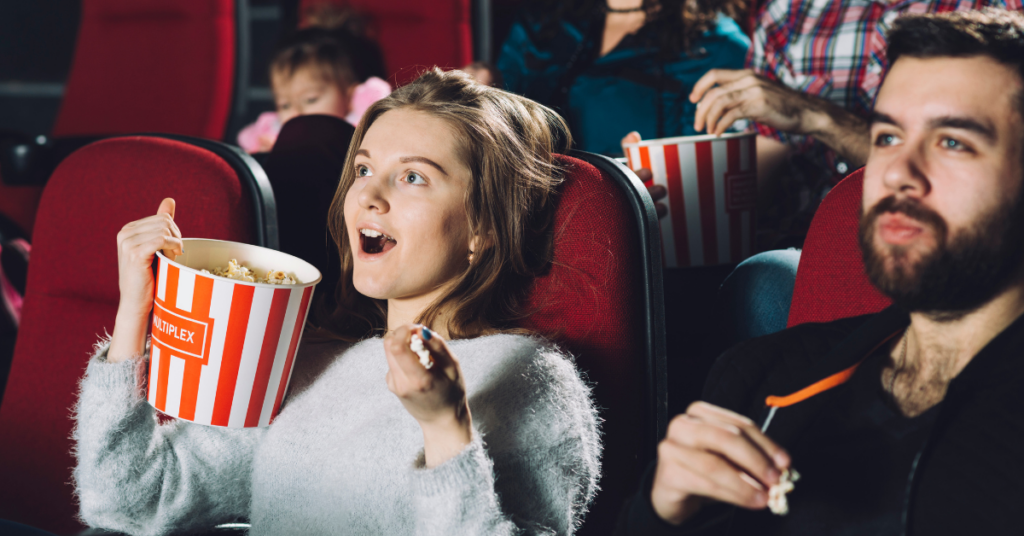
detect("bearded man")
[616,9,1024,535]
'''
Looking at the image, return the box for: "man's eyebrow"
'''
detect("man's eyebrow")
[400,156,448,176]
[870,112,899,127]
[928,116,997,143]
[356,149,370,158]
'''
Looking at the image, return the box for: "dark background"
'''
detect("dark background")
[0,0,291,143]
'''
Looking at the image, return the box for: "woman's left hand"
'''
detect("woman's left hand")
[384,324,473,468]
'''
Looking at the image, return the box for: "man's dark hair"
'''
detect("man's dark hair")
[887,9,1024,120]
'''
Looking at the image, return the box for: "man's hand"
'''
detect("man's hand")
[651,402,791,526]
[621,131,667,219]
[690,69,870,166]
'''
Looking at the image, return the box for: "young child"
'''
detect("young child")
[238,21,390,153]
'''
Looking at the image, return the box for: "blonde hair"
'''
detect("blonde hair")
[320,68,572,340]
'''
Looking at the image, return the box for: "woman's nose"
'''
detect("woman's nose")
[357,176,390,213]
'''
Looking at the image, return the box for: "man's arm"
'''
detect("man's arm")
[690,69,870,168]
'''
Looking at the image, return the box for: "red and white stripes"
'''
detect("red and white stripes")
[148,259,313,428]
[626,133,757,268]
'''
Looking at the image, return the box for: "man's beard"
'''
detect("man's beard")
[859,192,1024,321]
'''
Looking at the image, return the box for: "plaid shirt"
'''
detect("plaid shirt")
[747,0,1023,244]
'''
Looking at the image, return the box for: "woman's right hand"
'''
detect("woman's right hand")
[107,198,182,363]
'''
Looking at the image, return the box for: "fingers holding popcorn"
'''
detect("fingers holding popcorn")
[650,402,795,526]
[384,325,468,426]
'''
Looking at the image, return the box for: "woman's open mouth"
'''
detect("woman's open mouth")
[359,228,397,255]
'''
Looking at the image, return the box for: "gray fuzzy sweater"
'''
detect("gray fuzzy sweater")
[73,334,601,536]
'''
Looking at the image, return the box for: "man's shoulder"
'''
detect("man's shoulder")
[702,313,879,413]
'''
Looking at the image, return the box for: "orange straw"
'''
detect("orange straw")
[764,329,904,408]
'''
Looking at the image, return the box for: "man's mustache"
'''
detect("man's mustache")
[863,195,948,241]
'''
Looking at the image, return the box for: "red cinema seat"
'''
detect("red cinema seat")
[0,135,276,535]
[300,0,473,86]
[521,152,666,534]
[787,168,892,328]
[52,0,238,139]
[0,184,43,238]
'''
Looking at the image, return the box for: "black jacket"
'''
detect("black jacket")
[617,306,1024,535]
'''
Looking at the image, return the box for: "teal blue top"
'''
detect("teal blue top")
[498,11,750,156]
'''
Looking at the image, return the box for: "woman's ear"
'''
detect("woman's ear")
[468,234,492,264]
[468,235,479,264]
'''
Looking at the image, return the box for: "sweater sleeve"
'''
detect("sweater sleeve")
[73,338,266,536]
[409,344,602,536]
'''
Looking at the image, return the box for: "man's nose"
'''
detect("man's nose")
[881,142,930,199]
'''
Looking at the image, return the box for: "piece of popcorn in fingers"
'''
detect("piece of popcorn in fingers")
[409,333,434,369]
[767,468,800,516]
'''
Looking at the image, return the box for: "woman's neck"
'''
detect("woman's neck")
[606,0,645,11]
[387,291,451,339]
[602,0,648,57]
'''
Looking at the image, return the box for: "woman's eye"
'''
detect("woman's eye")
[278,103,291,111]
[305,95,320,105]
[403,172,427,185]
[874,133,898,147]
[356,165,372,177]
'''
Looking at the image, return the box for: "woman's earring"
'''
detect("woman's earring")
[468,249,474,264]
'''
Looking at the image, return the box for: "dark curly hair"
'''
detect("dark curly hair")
[530,0,747,54]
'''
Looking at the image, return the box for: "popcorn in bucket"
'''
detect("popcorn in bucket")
[149,239,322,428]
[624,132,757,268]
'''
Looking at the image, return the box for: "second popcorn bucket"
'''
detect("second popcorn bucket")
[149,239,322,428]
[624,132,758,268]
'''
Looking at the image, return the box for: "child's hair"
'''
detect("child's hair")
[321,68,572,340]
[270,9,386,87]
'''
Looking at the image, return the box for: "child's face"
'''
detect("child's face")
[272,66,352,124]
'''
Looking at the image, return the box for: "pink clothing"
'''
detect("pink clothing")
[236,76,391,154]
[237,112,281,154]
[344,76,392,126]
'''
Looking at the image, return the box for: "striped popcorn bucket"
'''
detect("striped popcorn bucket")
[149,239,322,428]
[624,132,758,268]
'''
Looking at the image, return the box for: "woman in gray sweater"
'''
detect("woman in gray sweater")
[73,68,601,536]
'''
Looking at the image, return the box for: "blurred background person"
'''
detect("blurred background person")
[237,7,390,154]
[493,0,750,157]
